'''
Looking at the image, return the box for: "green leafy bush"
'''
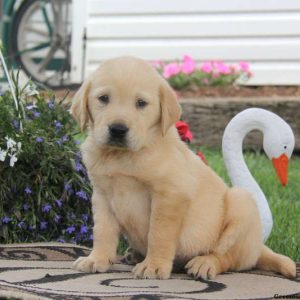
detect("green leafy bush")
[0,80,92,245]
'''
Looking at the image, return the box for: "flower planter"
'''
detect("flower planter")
[180,97,300,151]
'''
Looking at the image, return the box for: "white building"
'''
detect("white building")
[71,0,300,85]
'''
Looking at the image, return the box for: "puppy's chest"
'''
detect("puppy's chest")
[101,175,151,225]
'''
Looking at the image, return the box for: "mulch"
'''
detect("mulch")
[177,85,300,98]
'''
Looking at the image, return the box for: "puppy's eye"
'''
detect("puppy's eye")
[136,99,148,108]
[98,95,109,104]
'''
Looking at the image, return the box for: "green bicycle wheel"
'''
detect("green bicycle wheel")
[11,0,74,89]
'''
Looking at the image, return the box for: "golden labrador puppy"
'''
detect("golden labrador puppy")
[71,56,296,280]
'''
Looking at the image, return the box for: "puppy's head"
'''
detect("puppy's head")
[71,56,181,151]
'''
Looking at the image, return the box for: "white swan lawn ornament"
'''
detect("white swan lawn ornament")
[222,108,295,242]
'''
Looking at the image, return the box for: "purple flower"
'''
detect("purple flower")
[12,120,20,129]
[2,216,11,224]
[64,183,73,194]
[40,221,48,230]
[54,121,63,130]
[74,140,81,145]
[48,101,55,109]
[23,203,30,210]
[80,225,88,234]
[62,135,69,142]
[57,238,65,243]
[33,111,40,118]
[28,225,35,231]
[56,136,69,146]
[18,221,26,229]
[76,190,88,201]
[42,203,52,213]
[75,161,84,172]
[24,187,32,194]
[36,137,44,143]
[74,233,81,242]
[67,212,76,220]
[54,214,61,223]
[82,214,89,222]
[66,226,75,234]
[55,199,62,208]
[89,234,93,241]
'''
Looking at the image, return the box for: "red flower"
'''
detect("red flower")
[176,121,193,143]
[197,151,208,165]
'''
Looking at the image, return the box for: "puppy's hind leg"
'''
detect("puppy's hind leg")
[185,252,232,279]
[213,188,260,256]
[185,188,262,279]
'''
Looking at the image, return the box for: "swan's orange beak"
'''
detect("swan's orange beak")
[272,154,289,186]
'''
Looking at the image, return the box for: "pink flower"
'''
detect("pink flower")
[239,61,250,72]
[247,71,253,77]
[162,63,181,78]
[200,62,213,73]
[181,55,196,74]
[231,64,240,73]
[214,61,231,75]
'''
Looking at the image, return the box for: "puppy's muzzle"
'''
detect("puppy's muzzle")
[108,123,129,147]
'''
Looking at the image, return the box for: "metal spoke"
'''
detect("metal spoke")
[17,42,51,55]
[40,2,53,36]
[51,1,59,31]
[24,26,48,37]
[37,44,58,73]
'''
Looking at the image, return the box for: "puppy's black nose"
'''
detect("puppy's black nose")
[109,123,129,138]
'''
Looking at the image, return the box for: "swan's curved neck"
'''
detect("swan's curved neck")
[222,112,273,241]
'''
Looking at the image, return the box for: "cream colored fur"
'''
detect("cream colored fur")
[71,56,296,279]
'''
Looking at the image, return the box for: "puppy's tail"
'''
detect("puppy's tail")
[256,245,296,278]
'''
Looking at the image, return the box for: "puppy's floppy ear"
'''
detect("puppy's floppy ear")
[71,79,91,131]
[159,80,182,136]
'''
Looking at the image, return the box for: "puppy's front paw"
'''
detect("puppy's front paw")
[73,255,112,273]
[132,257,172,279]
[185,255,220,279]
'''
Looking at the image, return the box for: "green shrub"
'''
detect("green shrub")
[0,80,92,245]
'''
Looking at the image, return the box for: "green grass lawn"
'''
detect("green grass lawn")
[198,147,300,261]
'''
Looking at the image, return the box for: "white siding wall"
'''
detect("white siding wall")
[71,0,300,85]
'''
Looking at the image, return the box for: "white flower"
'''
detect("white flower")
[17,142,22,150]
[0,148,7,161]
[26,104,37,110]
[24,83,39,96]
[5,136,16,149]
[9,153,18,167]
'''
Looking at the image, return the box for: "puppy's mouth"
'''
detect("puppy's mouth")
[106,137,128,148]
